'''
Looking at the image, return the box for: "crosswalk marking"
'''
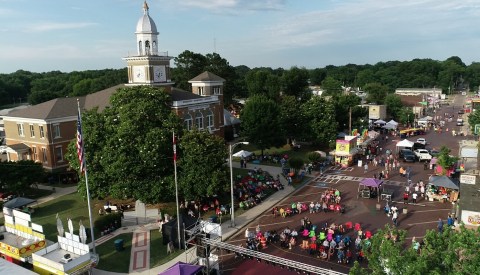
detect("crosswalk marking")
[312,174,406,187]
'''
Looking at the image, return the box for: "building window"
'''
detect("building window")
[184,114,193,131]
[32,147,38,161]
[213,87,221,95]
[55,146,63,162]
[41,147,47,163]
[195,112,204,129]
[30,124,35,138]
[17,123,24,137]
[39,125,45,138]
[207,110,214,129]
[53,124,61,138]
[198,87,204,95]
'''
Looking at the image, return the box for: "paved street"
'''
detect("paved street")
[220,94,469,274]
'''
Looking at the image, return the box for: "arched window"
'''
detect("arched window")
[184,114,193,131]
[207,110,214,129]
[145,40,150,55]
[138,41,143,55]
[195,111,204,129]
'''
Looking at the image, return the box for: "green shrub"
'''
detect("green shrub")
[94,213,122,232]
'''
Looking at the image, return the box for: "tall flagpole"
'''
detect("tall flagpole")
[76,99,96,254]
[173,130,181,250]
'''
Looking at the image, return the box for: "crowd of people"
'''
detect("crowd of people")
[271,188,344,218]
[242,220,374,265]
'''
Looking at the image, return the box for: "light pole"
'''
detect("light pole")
[229,141,249,227]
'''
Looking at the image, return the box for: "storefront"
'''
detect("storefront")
[334,136,358,167]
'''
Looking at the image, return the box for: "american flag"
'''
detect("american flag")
[77,112,85,173]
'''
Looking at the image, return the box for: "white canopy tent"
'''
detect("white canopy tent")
[396,139,414,151]
[368,130,380,139]
[387,120,398,126]
[232,150,253,158]
[382,123,397,130]
[374,119,386,125]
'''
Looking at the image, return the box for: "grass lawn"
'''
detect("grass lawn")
[95,233,133,273]
[31,192,101,241]
[150,230,183,267]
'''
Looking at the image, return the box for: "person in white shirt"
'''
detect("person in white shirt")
[412,192,418,203]
[392,211,398,226]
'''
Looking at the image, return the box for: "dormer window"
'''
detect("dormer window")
[198,87,205,95]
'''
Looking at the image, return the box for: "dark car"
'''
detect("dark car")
[458,109,465,114]
[401,150,416,162]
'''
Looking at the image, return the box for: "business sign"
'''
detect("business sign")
[461,210,480,226]
[460,174,476,185]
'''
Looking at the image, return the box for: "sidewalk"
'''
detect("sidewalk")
[92,162,305,275]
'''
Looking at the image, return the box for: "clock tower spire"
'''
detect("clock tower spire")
[123,1,174,89]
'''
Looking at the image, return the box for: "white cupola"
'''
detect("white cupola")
[135,1,159,56]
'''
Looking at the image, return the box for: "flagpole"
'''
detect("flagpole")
[173,130,181,250]
[77,99,96,254]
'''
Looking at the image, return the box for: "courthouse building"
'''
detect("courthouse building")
[2,1,225,172]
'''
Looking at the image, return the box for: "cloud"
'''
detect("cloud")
[178,0,285,12]
[25,22,97,32]
[255,0,480,51]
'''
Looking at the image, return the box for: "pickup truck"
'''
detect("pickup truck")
[414,149,432,161]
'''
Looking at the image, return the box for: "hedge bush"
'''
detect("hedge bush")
[94,213,122,232]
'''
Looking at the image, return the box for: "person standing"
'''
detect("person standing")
[403,192,409,204]
[438,218,444,233]
[392,211,398,227]
[412,192,418,204]
[364,163,369,174]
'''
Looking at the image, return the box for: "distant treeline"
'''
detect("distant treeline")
[1,54,479,107]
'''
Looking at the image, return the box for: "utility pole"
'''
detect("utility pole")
[349,107,352,134]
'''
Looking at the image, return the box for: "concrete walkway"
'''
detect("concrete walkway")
[91,162,302,275]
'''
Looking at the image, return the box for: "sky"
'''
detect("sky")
[1,0,480,73]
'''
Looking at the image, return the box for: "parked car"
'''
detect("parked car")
[458,109,465,114]
[429,149,440,157]
[456,119,464,126]
[0,145,8,154]
[416,138,426,145]
[414,149,432,161]
[400,149,416,162]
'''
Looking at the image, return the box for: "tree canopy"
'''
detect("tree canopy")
[351,225,480,275]
[240,95,285,154]
[66,86,183,203]
[0,160,45,196]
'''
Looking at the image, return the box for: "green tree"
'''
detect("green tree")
[333,94,362,132]
[309,68,327,85]
[66,86,183,203]
[281,66,310,99]
[240,95,285,155]
[364,82,390,104]
[353,225,480,275]
[288,157,304,173]
[436,146,459,175]
[302,96,338,147]
[245,69,280,100]
[0,160,45,196]
[321,76,342,96]
[279,95,305,141]
[384,94,404,119]
[468,109,480,133]
[177,130,228,200]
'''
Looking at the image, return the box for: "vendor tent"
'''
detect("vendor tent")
[387,120,398,126]
[429,176,459,190]
[3,197,36,209]
[159,262,203,275]
[314,151,327,158]
[374,119,386,125]
[358,178,383,202]
[382,123,397,130]
[396,139,414,151]
[337,132,347,138]
[232,150,252,158]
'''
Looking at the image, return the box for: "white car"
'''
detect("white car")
[416,138,426,145]
[414,149,432,161]
[0,145,8,154]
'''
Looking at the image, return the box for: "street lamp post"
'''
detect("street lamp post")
[229,141,249,227]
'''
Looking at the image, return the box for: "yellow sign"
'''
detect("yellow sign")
[336,140,350,153]
[0,242,20,256]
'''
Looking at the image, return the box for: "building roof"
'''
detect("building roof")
[5,84,216,121]
[171,88,203,101]
[189,71,225,82]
